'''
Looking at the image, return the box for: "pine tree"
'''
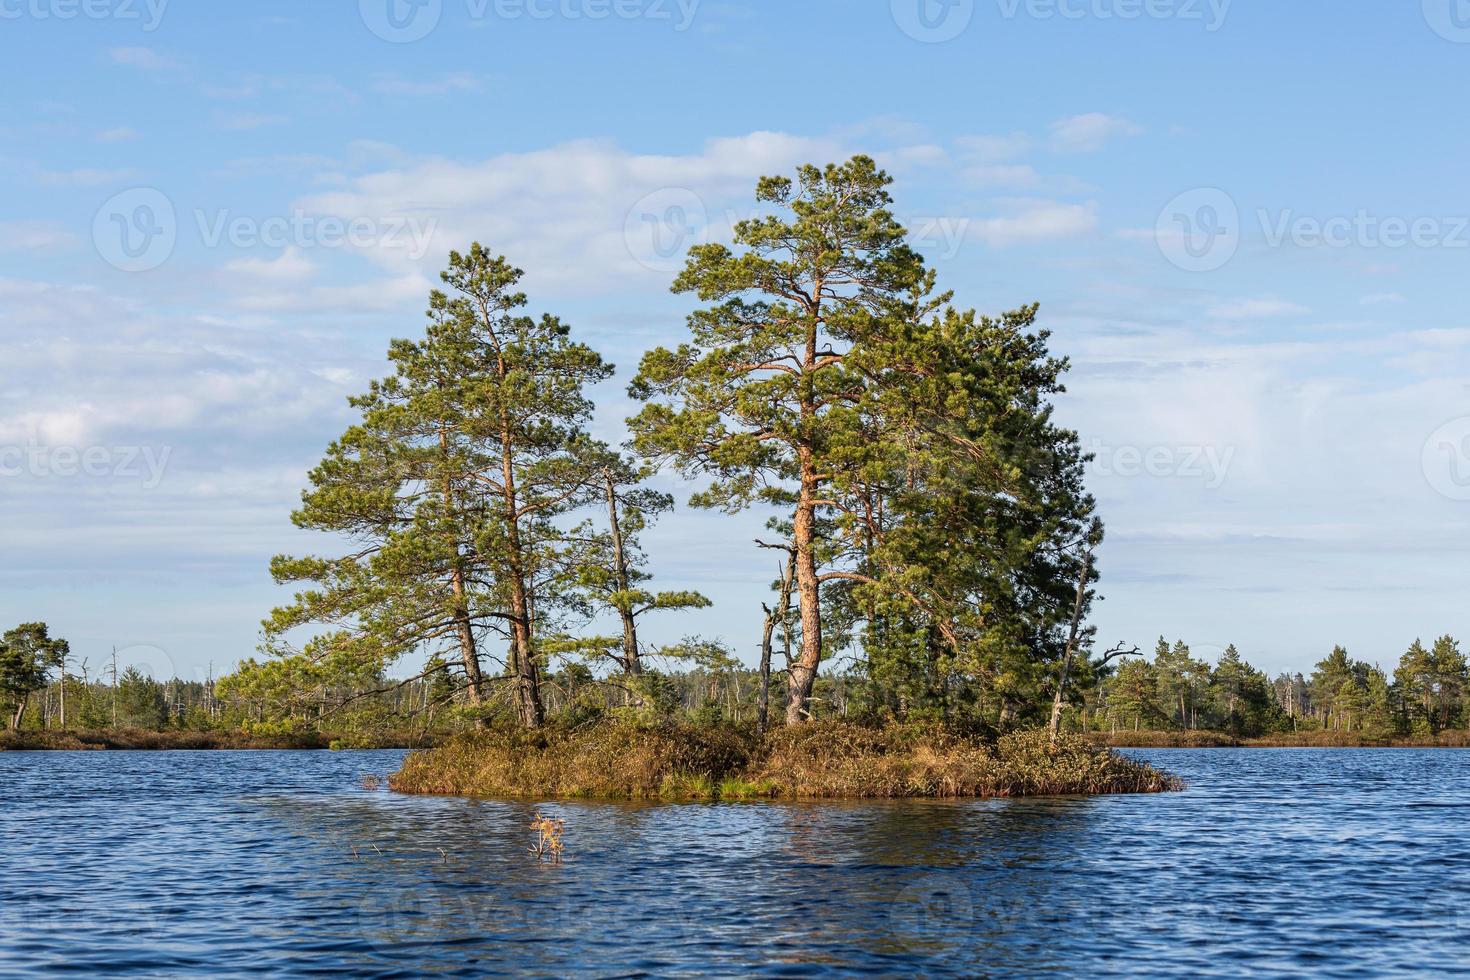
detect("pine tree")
[1214,644,1250,732]
[1394,639,1435,733]
[262,245,612,727]
[575,451,710,676]
[1430,635,1467,731]
[1311,646,1355,730]
[833,303,1098,725]
[629,157,929,723]
[0,623,69,730]
[1109,658,1159,731]
[1154,637,1192,728]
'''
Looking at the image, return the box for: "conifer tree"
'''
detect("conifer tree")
[629,157,929,723]
[631,156,1098,725]
[575,451,710,676]
[0,623,68,730]
[261,245,611,727]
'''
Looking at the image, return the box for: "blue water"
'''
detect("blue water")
[0,748,1466,977]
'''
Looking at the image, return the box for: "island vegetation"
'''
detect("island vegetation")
[8,158,1453,793]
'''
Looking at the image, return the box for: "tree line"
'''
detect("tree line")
[1079,635,1470,738]
[7,617,1468,742]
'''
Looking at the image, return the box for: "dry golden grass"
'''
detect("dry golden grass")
[388,721,1180,800]
[389,721,753,799]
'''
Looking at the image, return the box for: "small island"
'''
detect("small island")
[7,161,1464,797]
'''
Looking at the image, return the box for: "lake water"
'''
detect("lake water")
[1,748,1466,977]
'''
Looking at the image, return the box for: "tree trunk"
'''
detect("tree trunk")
[784,472,822,725]
[11,693,27,731]
[757,604,775,737]
[502,426,544,728]
[757,552,796,737]
[1048,552,1093,743]
[604,469,641,675]
[438,425,485,715]
[450,568,485,710]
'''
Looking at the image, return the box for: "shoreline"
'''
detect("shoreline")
[1091,731,1470,750]
[0,729,437,752]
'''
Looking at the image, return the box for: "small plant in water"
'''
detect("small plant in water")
[361,774,382,791]
[529,812,565,863]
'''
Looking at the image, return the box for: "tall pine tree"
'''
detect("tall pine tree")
[261,245,611,727]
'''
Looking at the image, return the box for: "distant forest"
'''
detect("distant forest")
[4,622,1466,743]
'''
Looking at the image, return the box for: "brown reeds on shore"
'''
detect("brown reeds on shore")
[0,728,436,751]
[387,721,1182,800]
[1091,729,1470,749]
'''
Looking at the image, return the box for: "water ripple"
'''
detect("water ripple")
[3,748,1470,976]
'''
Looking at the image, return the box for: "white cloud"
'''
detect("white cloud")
[223,247,318,284]
[369,73,484,96]
[95,127,141,143]
[293,131,851,293]
[1207,298,1310,320]
[970,199,1098,246]
[33,168,137,187]
[955,133,1032,162]
[0,220,79,252]
[109,47,182,72]
[214,112,290,131]
[1049,113,1143,153]
[1361,292,1406,306]
[961,163,1042,189]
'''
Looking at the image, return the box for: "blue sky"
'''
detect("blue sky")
[3,0,1470,683]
